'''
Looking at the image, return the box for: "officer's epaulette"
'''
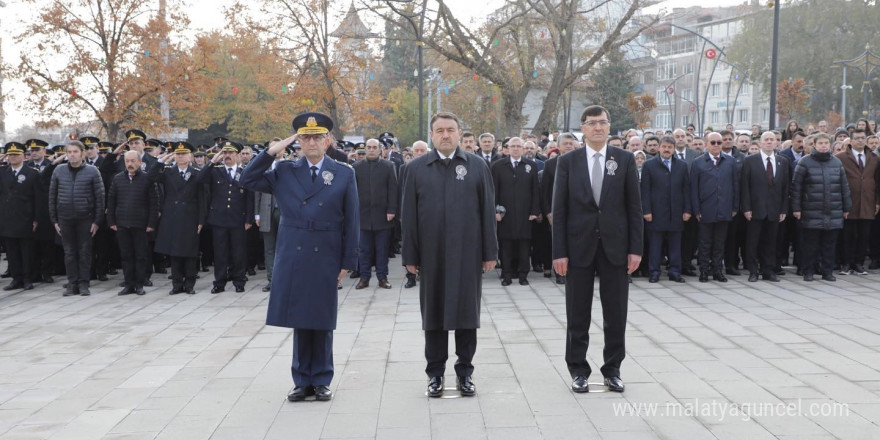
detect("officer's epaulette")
[335,159,353,169]
[192,166,201,172]
[164,164,175,169]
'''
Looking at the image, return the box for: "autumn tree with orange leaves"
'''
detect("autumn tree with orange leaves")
[776,77,811,121]
[9,0,206,141]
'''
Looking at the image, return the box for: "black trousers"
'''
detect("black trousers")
[745,218,779,275]
[777,216,801,268]
[870,216,880,260]
[200,227,214,269]
[92,226,113,276]
[565,245,628,379]
[170,256,197,291]
[117,226,149,289]
[31,238,56,280]
[724,214,747,269]
[698,221,729,274]
[292,329,334,387]
[531,220,551,270]
[681,218,698,270]
[425,329,477,377]
[212,226,246,288]
[843,219,872,267]
[4,237,34,283]
[500,238,531,279]
[58,219,93,284]
[802,228,839,276]
[245,226,263,270]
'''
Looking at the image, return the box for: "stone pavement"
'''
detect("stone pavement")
[1,260,880,440]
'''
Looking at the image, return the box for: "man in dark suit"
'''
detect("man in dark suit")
[691,132,739,283]
[672,129,701,276]
[0,142,41,291]
[492,137,540,286]
[553,105,642,393]
[352,138,398,289]
[25,139,57,284]
[777,130,806,271]
[741,131,790,282]
[835,128,880,275]
[640,136,691,283]
[477,133,502,164]
[720,130,747,275]
[541,133,578,284]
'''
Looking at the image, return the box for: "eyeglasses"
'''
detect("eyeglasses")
[582,120,610,128]
[709,141,723,145]
[299,134,327,143]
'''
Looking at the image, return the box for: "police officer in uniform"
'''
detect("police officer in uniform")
[0,142,41,291]
[26,139,57,284]
[200,141,254,293]
[151,142,207,294]
[241,112,359,402]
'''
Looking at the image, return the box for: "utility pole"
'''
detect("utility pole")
[0,1,8,142]
[159,0,170,125]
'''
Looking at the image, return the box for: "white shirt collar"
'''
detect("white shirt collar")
[852,148,866,162]
[587,145,608,161]
[510,156,522,166]
[760,151,775,162]
[436,150,454,160]
[305,156,325,172]
[225,164,239,174]
[11,165,22,173]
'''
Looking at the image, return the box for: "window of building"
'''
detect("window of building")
[682,88,693,101]
[656,88,670,106]
[657,60,676,80]
[738,109,749,123]
[710,83,721,98]
[710,111,720,124]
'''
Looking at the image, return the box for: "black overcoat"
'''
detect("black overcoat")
[401,148,497,330]
[491,158,540,240]
[150,165,207,258]
[640,156,691,232]
[0,165,41,238]
[352,158,398,230]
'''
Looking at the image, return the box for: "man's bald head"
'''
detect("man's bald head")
[123,150,142,173]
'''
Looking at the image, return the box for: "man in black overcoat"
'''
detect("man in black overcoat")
[491,137,540,285]
[352,138,398,289]
[541,133,578,285]
[401,112,497,398]
[0,143,41,290]
[552,105,643,394]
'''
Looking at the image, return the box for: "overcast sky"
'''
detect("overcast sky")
[1,0,748,135]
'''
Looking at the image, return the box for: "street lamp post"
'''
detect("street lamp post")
[384,0,430,140]
[832,44,880,124]
[768,0,780,130]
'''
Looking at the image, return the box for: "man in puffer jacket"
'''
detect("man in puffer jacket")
[791,133,852,282]
[48,141,105,296]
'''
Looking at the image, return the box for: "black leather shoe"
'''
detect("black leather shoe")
[604,376,624,392]
[748,273,759,282]
[143,279,153,287]
[648,274,659,283]
[555,275,566,285]
[0,270,10,278]
[78,285,90,296]
[427,376,444,397]
[796,269,804,276]
[169,288,181,295]
[774,268,786,276]
[117,287,132,296]
[378,279,392,289]
[97,274,108,281]
[314,385,332,401]
[822,274,837,282]
[501,278,512,286]
[186,289,196,295]
[22,282,34,291]
[211,286,224,294]
[235,285,245,293]
[699,272,709,282]
[404,278,416,289]
[725,268,741,276]
[43,275,55,283]
[681,268,697,277]
[713,272,728,282]
[518,278,529,286]
[134,287,146,295]
[3,282,23,291]
[262,285,271,292]
[337,283,342,290]
[803,273,814,281]
[349,271,360,279]
[457,376,476,396]
[571,376,589,393]
[287,386,315,402]
[355,279,370,289]
[247,268,256,276]
[668,275,685,283]
[763,273,780,282]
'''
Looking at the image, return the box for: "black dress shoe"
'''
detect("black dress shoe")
[822,274,837,282]
[314,385,332,401]
[648,274,659,283]
[748,273,759,282]
[501,278,512,286]
[287,386,315,402]
[22,282,34,291]
[0,271,10,278]
[803,273,814,281]
[78,285,90,296]
[134,287,146,295]
[725,268,741,276]
[97,274,108,281]
[427,376,444,397]
[668,275,686,283]
[169,288,181,295]
[571,376,589,393]
[404,278,417,289]
[337,283,342,290]
[349,271,360,279]
[235,285,245,293]
[518,278,529,286]
[262,285,271,292]
[713,272,728,282]
[796,268,804,276]
[246,268,256,276]
[108,268,118,275]
[378,279,392,289]
[699,272,709,282]
[186,289,196,295]
[604,376,624,392]
[43,275,54,283]
[211,286,224,294]
[774,269,786,276]
[117,287,132,296]
[532,264,543,273]
[681,268,697,277]
[143,279,153,287]
[555,275,566,285]
[763,273,780,282]
[3,282,23,291]
[355,279,370,289]
[457,376,476,396]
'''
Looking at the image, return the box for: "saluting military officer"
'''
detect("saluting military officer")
[240,112,359,403]
[151,142,207,295]
[199,141,254,293]
[25,139,57,284]
[0,142,41,291]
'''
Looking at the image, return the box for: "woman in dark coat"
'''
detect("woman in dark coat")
[791,133,851,281]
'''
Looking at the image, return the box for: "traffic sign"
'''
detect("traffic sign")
[706,48,717,59]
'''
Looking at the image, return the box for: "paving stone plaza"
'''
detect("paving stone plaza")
[1,261,879,439]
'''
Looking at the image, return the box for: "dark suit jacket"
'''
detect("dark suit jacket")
[835,149,880,219]
[541,155,560,215]
[352,157,398,230]
[740,153,790,221]
[778,146,802,175]
[640,156,691,232]
[674,148,701,170]
[690,153,739,223]
[0,165,41,238]
[491,158,540,240]
[552,146,643,266]
[478,152,503,165]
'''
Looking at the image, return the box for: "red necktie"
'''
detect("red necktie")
[766,157,774,184]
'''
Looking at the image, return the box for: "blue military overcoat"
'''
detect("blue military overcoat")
[241,151,359,330]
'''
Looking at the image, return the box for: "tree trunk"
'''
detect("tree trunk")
[501,86,528,136]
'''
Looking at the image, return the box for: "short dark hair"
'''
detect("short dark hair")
[644,135,660,144]
[719,129,734,138]
[580,105,609,123]
[660,136,676,146]
[854,128,867,136]
[792,130,806,139]
[462,131,475,139]
[65,140,85,152]
[430,111,462,131]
